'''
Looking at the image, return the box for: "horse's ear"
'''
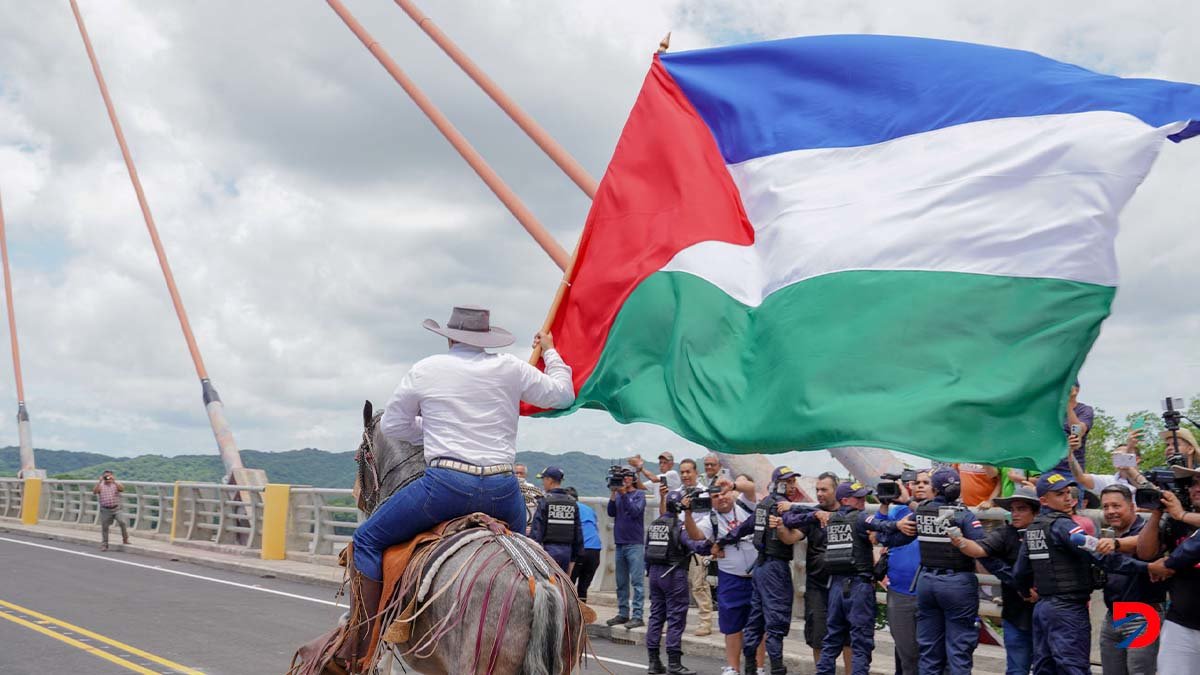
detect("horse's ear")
[363,400,373,427]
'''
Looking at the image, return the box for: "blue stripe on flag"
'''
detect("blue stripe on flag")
[659,35,1200,164]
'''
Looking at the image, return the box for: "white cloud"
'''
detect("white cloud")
[0,1,1195,480]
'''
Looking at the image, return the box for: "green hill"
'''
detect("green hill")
[2,447,622,495]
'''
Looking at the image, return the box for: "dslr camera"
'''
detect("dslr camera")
[682,485,712,512]
[607,466,634,491]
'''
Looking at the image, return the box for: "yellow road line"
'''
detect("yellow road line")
[0,598,203,674]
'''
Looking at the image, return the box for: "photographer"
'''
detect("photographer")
[1162,427,1197,469]
[1138,468,1200,671]
[684,476,763,675]
[606,467,647,630]
[877,469,930,675]
[668,459,714,636]
[1049,380,1093,475]
[92,470,129,551]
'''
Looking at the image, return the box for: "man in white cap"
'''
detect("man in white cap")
[344,306,574,661]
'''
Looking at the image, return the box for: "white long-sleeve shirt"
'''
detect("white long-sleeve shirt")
[380,343,575,465]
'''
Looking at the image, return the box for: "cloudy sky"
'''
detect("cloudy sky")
[0,1,1196,475]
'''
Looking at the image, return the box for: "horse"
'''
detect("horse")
[294,401,587,675]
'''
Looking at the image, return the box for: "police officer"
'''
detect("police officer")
[644,491,697,675]
[948,486,1039,675]
[719,466,805,675]
[528,466,582,574]
[804,481,911,675]
[1015,473,1147,675]
[908,466,1007,675]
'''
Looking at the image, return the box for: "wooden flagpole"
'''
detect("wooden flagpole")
[327,0,570,271]
[68,0,251,481]
[392,0,599,199]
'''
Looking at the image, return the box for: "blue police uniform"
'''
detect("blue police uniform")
[1015,503,1145,675]
[908,491,1008,675]
[528,487,583,572]
[805,499,909,675]
[723,489,797,674]
[643,500,697,675]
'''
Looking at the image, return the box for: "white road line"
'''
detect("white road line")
[0,536,346,608]
[591,654,645,669]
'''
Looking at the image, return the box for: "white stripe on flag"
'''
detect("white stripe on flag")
[661,112,1187,306]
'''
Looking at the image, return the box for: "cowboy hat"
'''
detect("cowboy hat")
[422,306,514,348]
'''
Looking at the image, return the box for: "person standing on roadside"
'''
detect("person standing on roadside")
[607,468,647,629]
[93,470,128,551]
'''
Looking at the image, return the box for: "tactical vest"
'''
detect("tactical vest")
[752,495,793,560]
[542,491,577,545]
[1026,511,1092,597]
[915,502,974,571]
[645,514,690,567]
[825,510,874,577]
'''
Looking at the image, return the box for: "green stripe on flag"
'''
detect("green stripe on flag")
[543,269,1112,471]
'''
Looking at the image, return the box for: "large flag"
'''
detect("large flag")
[532,35,1200,470]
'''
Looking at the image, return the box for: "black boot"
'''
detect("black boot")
[647,649,666,674]
[770,656,787,675]
[667,651,696,675]
[742,653,757,675]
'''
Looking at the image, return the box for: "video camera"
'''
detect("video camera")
[607,465,634,491]
[877,469,918,503]
[1135,468,1193,511]
[682,485,712,512]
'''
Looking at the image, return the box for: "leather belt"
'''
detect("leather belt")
[428,458,514,476]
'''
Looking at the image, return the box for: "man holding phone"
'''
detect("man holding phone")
[92,470,129,551]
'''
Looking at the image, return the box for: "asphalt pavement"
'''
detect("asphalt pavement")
[0,531,727,674]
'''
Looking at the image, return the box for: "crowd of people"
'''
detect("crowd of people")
[521,398,1200,675]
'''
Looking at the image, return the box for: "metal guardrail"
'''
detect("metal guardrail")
[288,487,361,556]
[0,478,22,519]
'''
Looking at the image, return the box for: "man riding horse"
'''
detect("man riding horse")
[341,305,575,664]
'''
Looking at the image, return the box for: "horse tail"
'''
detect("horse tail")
[522,578,565,675]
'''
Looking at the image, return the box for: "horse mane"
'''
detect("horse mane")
[356,400,425,515]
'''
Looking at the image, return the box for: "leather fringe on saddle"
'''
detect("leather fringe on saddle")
[290,513,596,675]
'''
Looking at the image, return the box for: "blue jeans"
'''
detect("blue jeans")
[1003,619,1032,675]
[614,543,645,620]
[352,466,526,581]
